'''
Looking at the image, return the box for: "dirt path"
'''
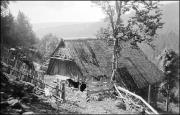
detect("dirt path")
[58,88,135,114]
[81,98,132,114]
[44,76,136,114]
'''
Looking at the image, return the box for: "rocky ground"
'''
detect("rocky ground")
[0,72,74,114]
[45,88,138,114]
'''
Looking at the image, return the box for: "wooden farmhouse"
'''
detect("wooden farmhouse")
[46,39,165,107]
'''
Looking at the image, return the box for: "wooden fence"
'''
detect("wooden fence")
[1,56,65,106]
[114,84,159,114]
[86,81,159,114]
[2,57,45,89]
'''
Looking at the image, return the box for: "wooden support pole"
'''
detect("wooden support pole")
[30,71,34,83]
[166,84,170,112]
[9,65,13,75]
[14,59,17,68]
[148,85,151,104]
[61,82,65,102]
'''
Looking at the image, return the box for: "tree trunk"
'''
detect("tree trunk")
[151,84,158,108]
[111,37,118,82]
[110,1,122,82]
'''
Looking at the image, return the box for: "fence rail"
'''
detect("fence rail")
[114,84,159,114]
[2,57,45,88]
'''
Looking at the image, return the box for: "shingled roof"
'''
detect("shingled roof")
[48,39,164,90]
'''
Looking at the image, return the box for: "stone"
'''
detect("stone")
[8,99,19,106]
[29,93,39,103]
[0,92,9,99]
[11,81,25,98]
[11,102,23,109]
[0,101,9,109]
[21,96,31,103]
[22,111,34,115]
[22,81,35,93]
[21,104,30,109]
[0,71,9,82]
[40,109,47,113]
[14,109,23,113]
[115,100,126,110]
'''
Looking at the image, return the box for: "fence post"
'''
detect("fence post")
[86,89,90,102]
[37,72,39,87]
[56,79,60,97]
[55,79,60,111]
[19,72,22,80]
[9,59,13,75]
[16,60,20,78]
[42,73,45,89]
[40,72,44,89]
[7,57,10,65]
[31,71,35,84]
[14,59,17,69]
[9,66,13,75]
[34,71,38,87]
[61,82,65,102]
[21,64,25,81]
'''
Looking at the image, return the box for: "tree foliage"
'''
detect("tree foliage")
[1,0,9,17]
[94,1,164,46]
[158,49,179,102]
[158,49,179,81]
[1,1,38,48]
[37,33,60,61]
[14,11,38,47]
[93,1,164,81]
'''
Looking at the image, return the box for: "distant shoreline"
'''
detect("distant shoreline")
[63,37,97,40]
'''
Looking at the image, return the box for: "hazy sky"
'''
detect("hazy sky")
[9,1,105,24]
[9,1,178,24]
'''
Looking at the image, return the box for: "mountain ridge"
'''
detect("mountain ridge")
[32,2,179,62]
